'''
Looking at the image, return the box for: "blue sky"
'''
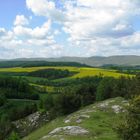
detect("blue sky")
[0,0,140,59]
[0,0,27,29]
[0,0,47,29]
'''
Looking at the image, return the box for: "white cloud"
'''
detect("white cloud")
[13,19,51,39]
[113,24,128,31]
[26,0,65,22]
[121,32,140,48]
[25,0,139,40]
[54,30,60,35]
[0,17,62,58]
[62,0,138,41]
[14,15,29,26]
[27,36,55,46]
[1,0,140,58]
[60,0,140,56]
[26,0,55,16]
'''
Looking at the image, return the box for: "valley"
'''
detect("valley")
[0,61,139,140]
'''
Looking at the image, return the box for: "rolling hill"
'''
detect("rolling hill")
[44,55,140,66]
[0,66,132,78]
[1,55,140,67]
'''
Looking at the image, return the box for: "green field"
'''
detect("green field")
[0,66,133,78]
[30,83,55,93]
[23,97,125,140]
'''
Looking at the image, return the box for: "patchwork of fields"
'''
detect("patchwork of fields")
[0,66,134,99]
[0,66,133,78]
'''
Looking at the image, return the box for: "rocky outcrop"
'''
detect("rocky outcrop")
[41,126,89,139]
[13,112,49,137]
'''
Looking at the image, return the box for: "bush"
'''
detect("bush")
[116,96,140,140]
[0,116,12,140]
[7,131,20,140]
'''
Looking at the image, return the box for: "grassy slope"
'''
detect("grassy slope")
[23,97,127,140]
[0,66,133,78]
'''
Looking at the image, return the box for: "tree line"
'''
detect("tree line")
[0,76,39,100]
[0,61,90,68]
[28,68,77,80]
[39,74,140,118]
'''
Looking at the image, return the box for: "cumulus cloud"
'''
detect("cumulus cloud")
[121,32,140,49]
[0,17,62,58]
[26,0,64,22]
[0,0,140,58]
[26,0,55,16]
[14,15,29,26]
[14,19,51,39]
[62,0,138,40]
[25,0,140,38]
[61,0,140,56]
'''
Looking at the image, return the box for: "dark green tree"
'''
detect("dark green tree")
[0,93,7,106]
[0,115,12,140]
[96,77,116,101]
[116,95,140,140]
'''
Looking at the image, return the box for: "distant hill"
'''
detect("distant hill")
[45,55,140,66]
[0,61,89,68]
[1,55,140,67]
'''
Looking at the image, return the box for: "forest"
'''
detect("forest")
[28,68,77,79]
[0,61,90,68]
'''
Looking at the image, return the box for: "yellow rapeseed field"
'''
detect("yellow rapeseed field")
[0,66,133,78]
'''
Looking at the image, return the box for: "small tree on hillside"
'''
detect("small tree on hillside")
[96,77,116,101]
[116,95,140,140]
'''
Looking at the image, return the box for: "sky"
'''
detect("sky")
[0,0,140,59]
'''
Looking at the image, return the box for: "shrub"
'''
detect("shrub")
[116,95,140,140]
